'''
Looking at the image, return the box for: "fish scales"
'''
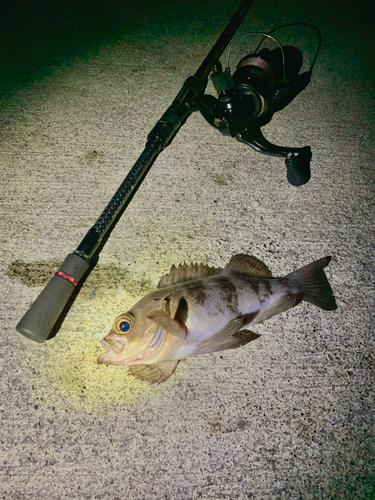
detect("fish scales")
[98,254,337,384]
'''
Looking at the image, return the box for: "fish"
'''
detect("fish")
[98,254,337,384]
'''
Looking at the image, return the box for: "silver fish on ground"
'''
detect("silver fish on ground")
[98,254,337,384]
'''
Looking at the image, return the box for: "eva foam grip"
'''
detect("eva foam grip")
[16,253,90,343]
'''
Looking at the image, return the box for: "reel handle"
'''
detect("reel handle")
[16,254,89,343]
[285,147,311,186]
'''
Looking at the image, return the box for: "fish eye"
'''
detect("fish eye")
[114,312,134,335]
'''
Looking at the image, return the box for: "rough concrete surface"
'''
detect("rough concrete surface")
[0,0,374,498]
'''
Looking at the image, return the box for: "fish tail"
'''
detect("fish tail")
[286,256,337,311]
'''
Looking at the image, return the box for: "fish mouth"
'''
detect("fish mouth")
[99,337,126,355]
[98,326,167,366]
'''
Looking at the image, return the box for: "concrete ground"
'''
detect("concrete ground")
[1,0,374,498]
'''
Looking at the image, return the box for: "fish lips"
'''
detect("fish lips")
[97,330,129,365]
[98,328,144,365]
[98,325,168,366]
[100,336,126,355]
[97,330,131,364]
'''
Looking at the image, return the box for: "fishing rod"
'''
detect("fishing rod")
[16,0,318,343]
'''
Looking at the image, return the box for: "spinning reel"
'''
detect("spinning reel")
[194,30,320,186]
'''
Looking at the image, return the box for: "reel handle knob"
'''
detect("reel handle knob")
[285,147,311,186]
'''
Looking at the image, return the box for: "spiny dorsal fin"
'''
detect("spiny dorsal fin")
[222,254,272,277]
[158,262,220,288]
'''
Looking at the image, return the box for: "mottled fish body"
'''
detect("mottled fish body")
[98,254,337,384]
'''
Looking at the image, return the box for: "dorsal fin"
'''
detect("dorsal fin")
[158,262,220,288]
[222,254,272,277]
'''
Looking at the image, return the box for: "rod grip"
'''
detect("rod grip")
[16,253,90,343]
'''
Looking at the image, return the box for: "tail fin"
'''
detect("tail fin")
[286,256,337,311]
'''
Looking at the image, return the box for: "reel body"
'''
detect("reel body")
[196,40,314,186]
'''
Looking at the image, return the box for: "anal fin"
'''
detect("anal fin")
[127,360,180,385]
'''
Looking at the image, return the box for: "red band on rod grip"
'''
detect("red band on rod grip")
[55,271,78,287]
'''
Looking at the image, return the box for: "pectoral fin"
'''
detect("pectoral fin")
[127,360,180,385]
[147,309,187,339]
[196,317,252,355]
